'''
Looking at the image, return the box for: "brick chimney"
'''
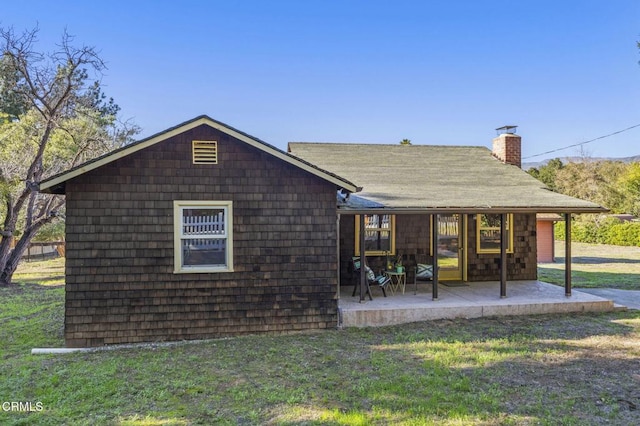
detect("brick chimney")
[492,125,521,168]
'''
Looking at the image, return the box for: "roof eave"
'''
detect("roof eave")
[39,115,358,194]
[336,206,609,215]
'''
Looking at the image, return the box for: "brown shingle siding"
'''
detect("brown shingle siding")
[339,213,537,286]
[467,213,537,281]
[64,124,339,347]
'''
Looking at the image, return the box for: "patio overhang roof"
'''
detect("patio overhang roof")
[336,206,607,215]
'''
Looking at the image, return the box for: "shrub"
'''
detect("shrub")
[555,217,640,247]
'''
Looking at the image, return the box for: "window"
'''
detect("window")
[192,140,218,164]
[174,201,233,273]
[355,214,396,255]
[477,213,513,254]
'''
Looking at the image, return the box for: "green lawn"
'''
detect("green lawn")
[538,241,640,290]
[2,255,640,424]
[12,257,65,286]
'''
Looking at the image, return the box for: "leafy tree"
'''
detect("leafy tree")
[400,139,412,145]
[527,158,564,191]
[618,162,640,216]
[595,160,629,213]
[0,27,138,286]
[0,53,28,121]
[554,160,628,212]
[528,153,639,215]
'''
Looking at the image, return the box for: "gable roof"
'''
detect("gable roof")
[39,115,359,194]
[288,142,607,214]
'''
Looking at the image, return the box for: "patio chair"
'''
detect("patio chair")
[350,257,391,298]
[413,262,436,294]
[415,263,434,281]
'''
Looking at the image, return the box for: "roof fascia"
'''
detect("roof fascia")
[39,117,211,192]
[337,206,609,215]
[40,116,358,193]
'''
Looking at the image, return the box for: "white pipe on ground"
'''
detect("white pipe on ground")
[31,338,215,355]
[31,348,91,354]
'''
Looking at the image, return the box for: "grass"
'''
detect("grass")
[538,241,640,290]
[12,257,65,286]
[2,252,640,424]
[1,259,65,353]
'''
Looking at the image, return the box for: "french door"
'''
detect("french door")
[436,214,466,281]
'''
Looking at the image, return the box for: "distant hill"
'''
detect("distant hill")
[523,155,640,170]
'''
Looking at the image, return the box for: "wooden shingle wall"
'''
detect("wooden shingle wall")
[339,213,537,285]
[339,214,431,284]
[466,213,537,281]
[64,125,339,347]
[338,215,356,285]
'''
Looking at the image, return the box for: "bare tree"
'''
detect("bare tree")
[0,27,135,285]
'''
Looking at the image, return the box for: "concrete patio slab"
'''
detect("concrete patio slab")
[338,280,616,328]
[575,288,640,310]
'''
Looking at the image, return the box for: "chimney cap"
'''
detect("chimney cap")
[495,125,518,135]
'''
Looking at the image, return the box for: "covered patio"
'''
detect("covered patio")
[338,280,619,328]
[289,131,612,328]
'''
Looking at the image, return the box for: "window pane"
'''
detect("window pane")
[182,208,225,236]
[478,213,512,252]
[480,214,500,228]
[182,239,227,266]
[479,229,501,251]
[356,214,394,255]
[365,214,390,230]
[364,230,390,252]
[380,215,391,229]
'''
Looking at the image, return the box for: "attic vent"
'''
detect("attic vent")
[192,140,218,164]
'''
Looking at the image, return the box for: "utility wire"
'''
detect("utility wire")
[522,123,640,160]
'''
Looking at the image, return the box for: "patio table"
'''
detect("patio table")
[385,270,406,294]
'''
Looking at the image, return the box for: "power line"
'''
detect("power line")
[522,123,640,160]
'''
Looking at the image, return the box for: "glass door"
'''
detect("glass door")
[436,214,465,281]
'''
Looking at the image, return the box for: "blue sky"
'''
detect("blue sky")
[4,1,640,162]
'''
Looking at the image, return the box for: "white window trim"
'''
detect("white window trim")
[173,200,234,273]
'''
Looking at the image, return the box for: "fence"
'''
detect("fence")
[21,241,65,261]
[182,213,226,264]
[183,212,225,236]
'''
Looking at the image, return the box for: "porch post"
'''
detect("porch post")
[358,214,367,303]
[432,214,439,301]
[359,214,366,302]
[565,213,572,297]
[336,215,341,300]
[500,213,507,298]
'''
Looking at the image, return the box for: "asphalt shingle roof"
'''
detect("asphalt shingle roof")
[288,142,606,213]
